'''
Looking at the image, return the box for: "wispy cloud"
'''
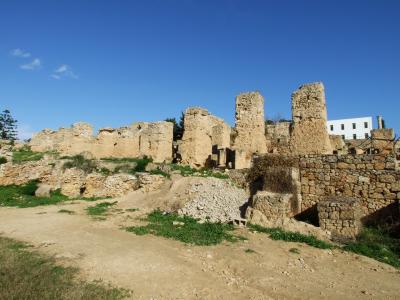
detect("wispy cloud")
[10,48,31,58]
[51,64,78,79]
[20,58,41,70]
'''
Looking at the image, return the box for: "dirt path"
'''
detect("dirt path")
[0,192,399,299]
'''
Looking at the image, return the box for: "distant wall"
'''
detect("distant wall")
[29,121,173,163]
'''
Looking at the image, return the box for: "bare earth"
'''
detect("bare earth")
[0,183,399,300]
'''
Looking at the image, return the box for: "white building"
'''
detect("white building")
[327,117,373,140]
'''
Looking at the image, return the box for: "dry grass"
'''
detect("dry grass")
[0,236,130,299]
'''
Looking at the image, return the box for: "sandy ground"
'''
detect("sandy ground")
[0,181,399,300]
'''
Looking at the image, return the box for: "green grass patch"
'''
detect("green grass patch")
[58,209,75,215]
[343,227,400,269]
[0,181,69,208]
[248,224,333,250]
[86,201,118,216]
[0,236,130,299]
[125,210,245,246]
[12,146,44,163]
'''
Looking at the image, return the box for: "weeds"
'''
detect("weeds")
[0,236,130,299]
[248,224,333,250]
[149,169,170,178]
[126,210,245,246]
[101,157,152,173]
[289,247,300,254]
[86,201,118,216]
[170,164,228,179]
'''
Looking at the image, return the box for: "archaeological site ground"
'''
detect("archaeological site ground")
[0,81,399,299]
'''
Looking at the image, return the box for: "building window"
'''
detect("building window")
[364,122,368,128]
[341,135,345,140]
[365,133,369,139]
[330,125,334,131]
[353,134,357,139]
[341,124,344,130]
[352,123,356,129]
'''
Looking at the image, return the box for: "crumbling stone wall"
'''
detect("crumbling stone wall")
[371,128,395,155]
[329,135,347,155]
[290,83,332,155]
[180,107,231,167]
[318,196,363,240]
[30,121,173,163]
[299,154,400,218]
[233,92,267,168]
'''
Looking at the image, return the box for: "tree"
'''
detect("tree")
[0,109,18,141]
[165,111,185,141]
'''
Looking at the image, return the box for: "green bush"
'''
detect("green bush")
[0,156,7,164]
[126,210,245,246]
[170,164,228,179]
[101,157,153,174]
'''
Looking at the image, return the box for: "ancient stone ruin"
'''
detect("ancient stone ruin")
[30,121,173,163]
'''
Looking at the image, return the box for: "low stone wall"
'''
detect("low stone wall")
[317,196,363,240]
[299,154,400,219]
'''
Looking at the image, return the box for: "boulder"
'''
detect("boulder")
[35,184,52,198]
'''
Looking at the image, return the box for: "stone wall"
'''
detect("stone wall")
[290,83,332,155]
[29,121,173,163]
[318,196,363,240]
[299,154,400,218]
[265,121,291,154]
[180,107,231,168]
[233,92,267,168]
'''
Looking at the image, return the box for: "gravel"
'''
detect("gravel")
[178,178,248,223]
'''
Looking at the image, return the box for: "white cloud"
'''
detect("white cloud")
[51,64,78,79]
[20,58,41,70]
[10,48,31,58]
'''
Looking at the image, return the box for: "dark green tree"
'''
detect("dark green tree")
[0,109,18,141]
[165,112,185,141]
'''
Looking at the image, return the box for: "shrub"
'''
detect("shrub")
[0,156,7,164]
[62,155,97,173]
[86,201,118,216]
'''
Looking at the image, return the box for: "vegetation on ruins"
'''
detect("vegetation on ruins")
[0,109,18,141]
[0,236,130,299]
[12,145,45,163]
[126,210,245,246]
[0,156,7,164]
[170,164,229,179]
[86,201,118,216]
[101,156,153,173]
[62,154,98,173]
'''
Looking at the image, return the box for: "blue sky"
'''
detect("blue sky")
[0,0,399,139]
